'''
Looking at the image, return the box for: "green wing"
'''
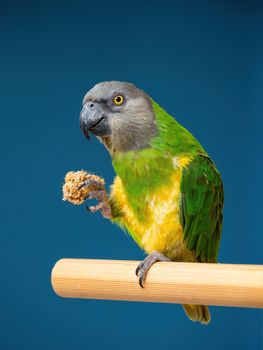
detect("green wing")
[179,155,224,262]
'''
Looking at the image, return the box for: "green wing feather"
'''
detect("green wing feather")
[180,155,224,262]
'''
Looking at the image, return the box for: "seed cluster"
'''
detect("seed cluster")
[62,170,105,205]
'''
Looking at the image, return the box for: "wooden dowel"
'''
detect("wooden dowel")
[51,259,263,308]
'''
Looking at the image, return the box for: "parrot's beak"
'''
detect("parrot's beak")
[80,102,111,139]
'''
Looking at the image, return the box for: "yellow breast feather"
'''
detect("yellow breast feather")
[110,155,195,260]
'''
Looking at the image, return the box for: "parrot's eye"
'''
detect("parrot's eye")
[113,95,125,106]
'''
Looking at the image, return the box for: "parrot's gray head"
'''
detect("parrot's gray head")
[80,81,157,153]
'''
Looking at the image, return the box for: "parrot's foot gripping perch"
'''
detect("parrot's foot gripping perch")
[62,170,112,219]
[135,251,170,288]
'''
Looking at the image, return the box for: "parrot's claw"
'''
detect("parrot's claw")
[138,275,145,289]
[135,251,170,288]
[86,202,104,213]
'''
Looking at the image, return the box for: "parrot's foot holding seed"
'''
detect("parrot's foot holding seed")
[78,183,112,219]
[135,251,170,288]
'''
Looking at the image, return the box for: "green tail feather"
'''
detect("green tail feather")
[182,304,211,325]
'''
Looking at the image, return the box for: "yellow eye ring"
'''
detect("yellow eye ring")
[113,95,124,106]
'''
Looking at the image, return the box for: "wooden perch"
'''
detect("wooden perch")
[51,259,263,308]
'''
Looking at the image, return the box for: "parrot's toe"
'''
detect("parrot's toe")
[135,263,147,287]
[135,262,143,277]
[78,178,104,191]
[135,251,170,288]
[83,189,112,219]
[86,204,102,213]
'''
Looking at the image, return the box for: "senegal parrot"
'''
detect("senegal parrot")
[79,81,224,324]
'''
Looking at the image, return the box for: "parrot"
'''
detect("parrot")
[79,81,224,325]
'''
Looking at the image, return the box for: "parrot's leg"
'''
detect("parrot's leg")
[81,187,112,219]
[135,251,170,288]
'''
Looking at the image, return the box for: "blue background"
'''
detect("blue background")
[1,0,262,349]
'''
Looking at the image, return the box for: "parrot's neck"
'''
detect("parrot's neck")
[149,100,206,156]
[112,147,173,186]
